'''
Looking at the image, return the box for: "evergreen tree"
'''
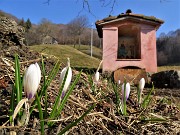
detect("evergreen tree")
[25,18,32,31]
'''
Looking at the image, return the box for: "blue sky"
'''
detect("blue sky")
[0,0,179,37]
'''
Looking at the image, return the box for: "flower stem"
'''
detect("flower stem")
[35,94,44,135]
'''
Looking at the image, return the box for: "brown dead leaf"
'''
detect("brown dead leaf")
[0,78,8,89]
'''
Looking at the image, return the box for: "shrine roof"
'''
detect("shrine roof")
[95,10,164,38]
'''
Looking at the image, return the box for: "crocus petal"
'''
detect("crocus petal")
[23,63,41,99]
[94,71,99,82]
[62,67,72,94]
[27,93,33,99]
[122,82,131,101]
[59,58,72,99]
[35,62,41,84]
[139,78,145,91]
[61,91,65,99]
[118,80,121,85]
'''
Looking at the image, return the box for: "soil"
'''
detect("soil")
[0,45,180,135]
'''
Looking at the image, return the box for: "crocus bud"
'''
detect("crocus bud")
[23,63,41,99]
[139,78,145,92]
[138,78,145,104]
[118,80,121,85]
[59,58,72,99]
[121,82,130,101]
[94,71,99,82]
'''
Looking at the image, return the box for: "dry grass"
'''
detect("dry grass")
[158,65,180,72]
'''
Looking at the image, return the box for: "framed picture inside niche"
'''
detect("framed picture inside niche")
[117,37,136,59]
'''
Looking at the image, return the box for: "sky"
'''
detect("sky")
[0,0,180,37]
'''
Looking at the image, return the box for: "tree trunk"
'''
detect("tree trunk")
[78,36,81,49]
[73,37,76,48]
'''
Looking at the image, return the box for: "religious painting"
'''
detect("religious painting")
[117,37,136,59]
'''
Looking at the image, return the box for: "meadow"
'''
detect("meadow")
[30,44,101,69]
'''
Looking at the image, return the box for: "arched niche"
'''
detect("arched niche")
[121,66,142,69]
[117,24,141,59]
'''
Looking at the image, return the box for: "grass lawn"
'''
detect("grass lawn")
[69,44,102,59]
[29,44,101,69]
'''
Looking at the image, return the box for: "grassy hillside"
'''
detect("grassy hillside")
[29,44,101,68]
[70,45,102,59]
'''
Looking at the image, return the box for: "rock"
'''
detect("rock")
[169,70,180,88]
[113,68,148,85]
[151,70,180,88]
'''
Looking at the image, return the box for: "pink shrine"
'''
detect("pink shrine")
[96,10,164,73]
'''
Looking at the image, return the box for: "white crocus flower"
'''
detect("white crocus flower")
[139,78,145,104]
[139,78,145,92]
[121,82,131,101]
[121,82,130,115]
[94,60,103,83]
[94,71,100,82]
[23,63,41,99]
[59,58,72,99]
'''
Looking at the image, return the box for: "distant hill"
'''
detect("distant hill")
[0,10,66,28]
[57,23,67,29]
[0,10,20,22]
[0,10,100,47]
[157,28,180,66]
[159,29,180,38]
[169,29,180,37]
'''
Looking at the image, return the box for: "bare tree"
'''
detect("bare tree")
[157,29,180,65]
[37,18,53,37]
[44,0,166,16]
[25,18,62,45]
[25,25,42,45]
[66,15,89,47]
[37,18,61,43]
